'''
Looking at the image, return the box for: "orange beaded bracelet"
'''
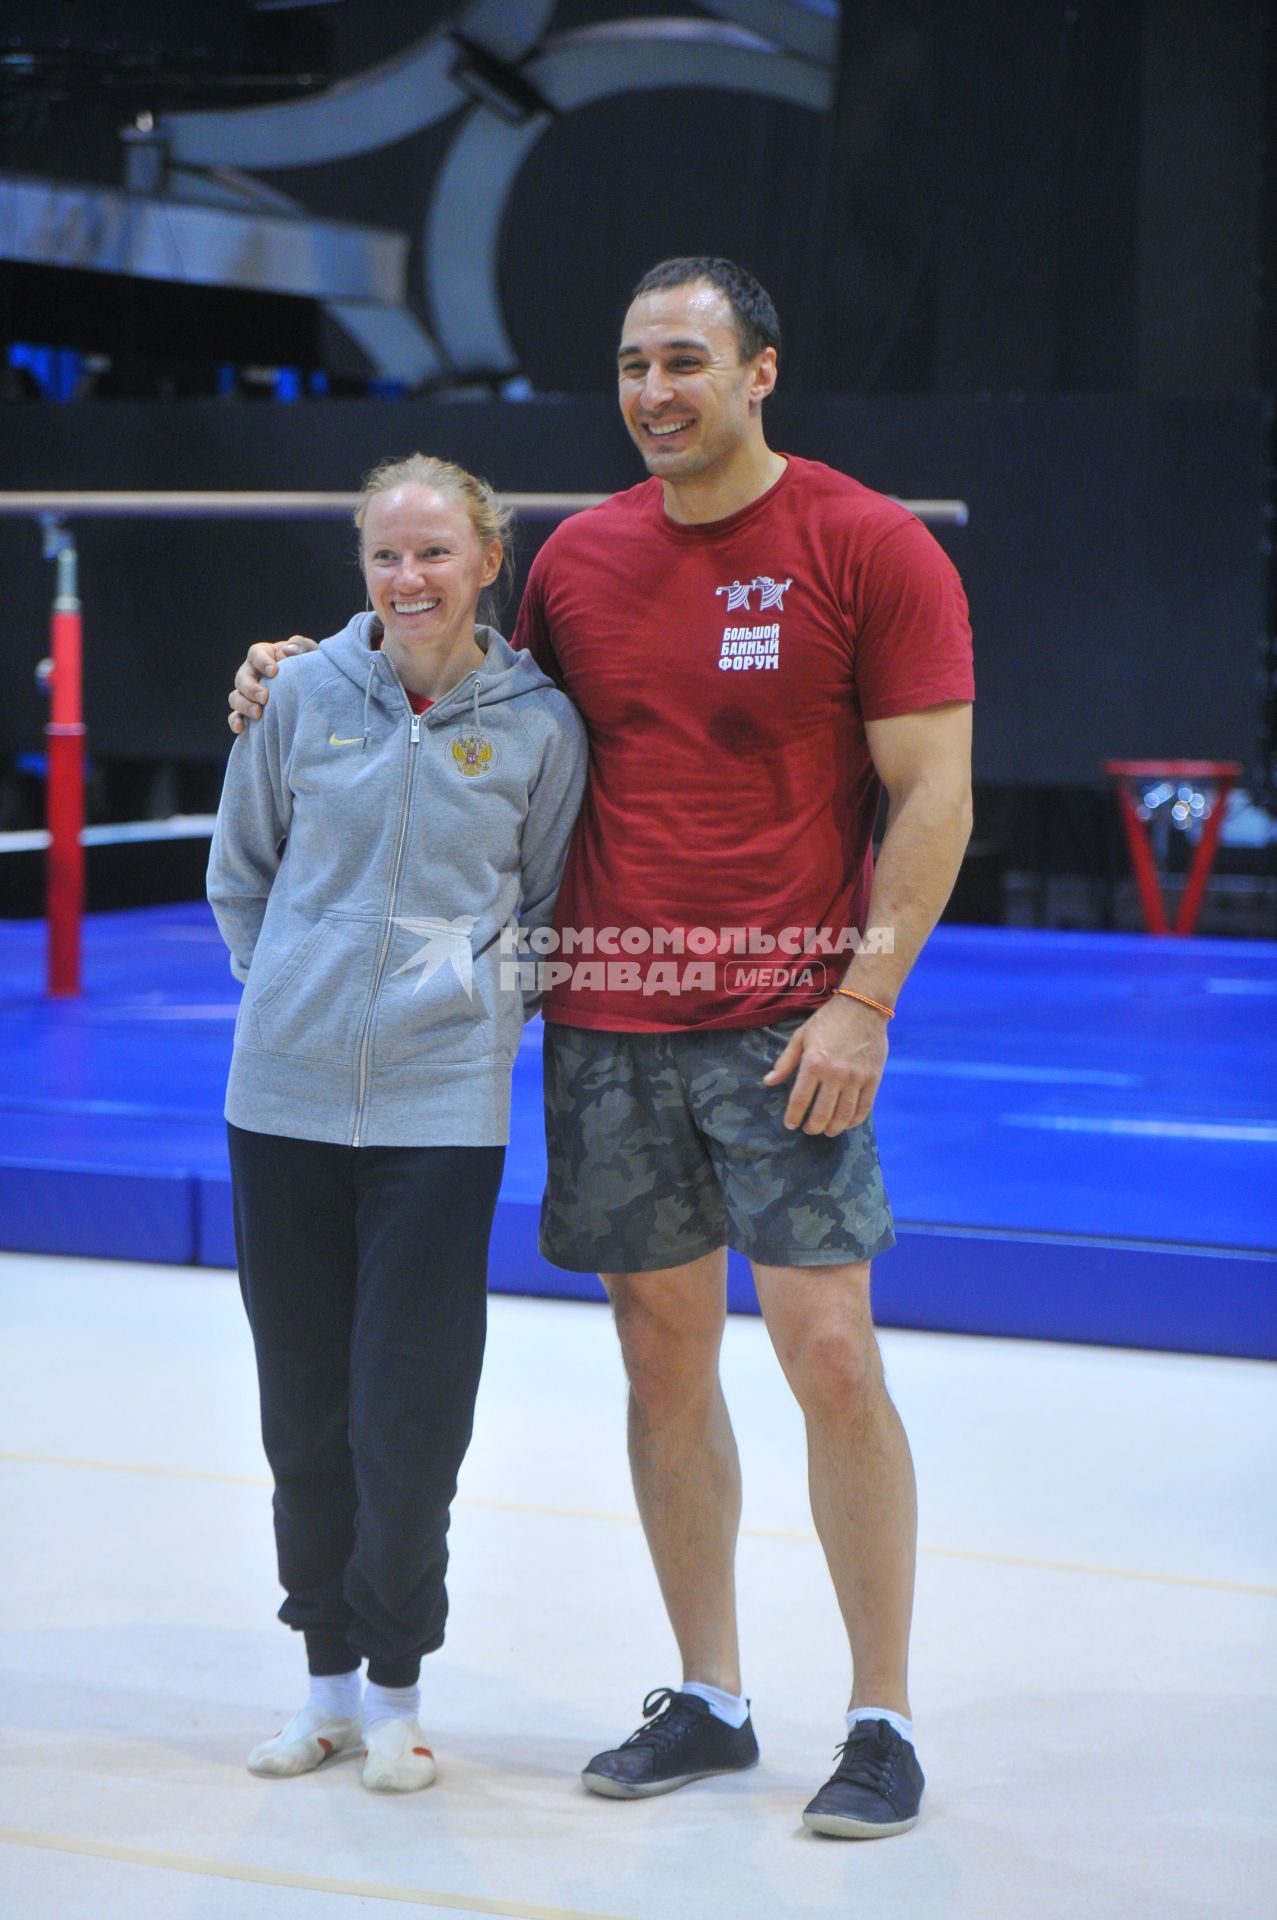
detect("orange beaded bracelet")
[834,986,895,1021]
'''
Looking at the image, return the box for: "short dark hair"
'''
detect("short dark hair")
[630,257,782,362]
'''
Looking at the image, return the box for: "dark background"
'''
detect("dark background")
[1,0,1273,900]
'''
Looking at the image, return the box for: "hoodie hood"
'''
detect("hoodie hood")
[324,612,555,719]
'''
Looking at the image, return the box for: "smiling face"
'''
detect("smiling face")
[360,484,502,663]
[616,279,778,485]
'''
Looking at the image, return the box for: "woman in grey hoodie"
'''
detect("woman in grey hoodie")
[207,454,587,1792]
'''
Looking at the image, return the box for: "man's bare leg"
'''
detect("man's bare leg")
[752,1259,915,1714]
[603,1249,742,1692]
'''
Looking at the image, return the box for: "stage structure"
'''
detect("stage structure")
[1,2,845,385]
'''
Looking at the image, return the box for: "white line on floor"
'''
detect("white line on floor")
[0,1830,632,1920]
[1001,1115,1277,1143]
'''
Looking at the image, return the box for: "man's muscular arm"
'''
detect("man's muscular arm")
[227,635,319,733]
[764,700,973,1135]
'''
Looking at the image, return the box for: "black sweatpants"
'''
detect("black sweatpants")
[227,1123,505,1688]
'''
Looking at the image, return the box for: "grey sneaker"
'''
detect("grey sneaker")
[802,1718,924,1838]
[582,1687,759,1799]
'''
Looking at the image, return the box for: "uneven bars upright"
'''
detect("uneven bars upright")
[39,518,85,997]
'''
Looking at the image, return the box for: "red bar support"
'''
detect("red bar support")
[43,522,85,997]
[1112,780,1169,933]
[1103,760,1242,937]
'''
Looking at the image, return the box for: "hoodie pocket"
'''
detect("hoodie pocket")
[249,912,375,1064]
[376,916,493,1064]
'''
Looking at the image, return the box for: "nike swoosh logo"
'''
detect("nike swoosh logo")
[329,732,363,746]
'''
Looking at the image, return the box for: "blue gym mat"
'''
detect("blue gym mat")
[2,904,1274,1357]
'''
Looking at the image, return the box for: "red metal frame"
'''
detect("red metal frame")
[1103,759,1242,937]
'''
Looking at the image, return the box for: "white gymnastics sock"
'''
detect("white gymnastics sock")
[360,1681,435,1793]
[308,1670,361,1720]
[683,1681,751,1729]
[847,1706,915,1744]
[362,1679,420,1730]
[362,1715,437,1792]
[247,1696,362,1778]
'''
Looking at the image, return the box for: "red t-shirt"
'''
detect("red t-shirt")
[513,456,973,1032]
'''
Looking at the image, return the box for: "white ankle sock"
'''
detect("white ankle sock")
[363,1680,420,1730]
[683,1681,750,1729]
[307,1670,361,1720]
[847,1706,914,1744]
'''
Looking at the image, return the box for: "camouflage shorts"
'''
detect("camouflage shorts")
[538,1019,895,1275]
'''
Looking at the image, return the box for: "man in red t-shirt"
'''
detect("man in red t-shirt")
[229,258,973,1840]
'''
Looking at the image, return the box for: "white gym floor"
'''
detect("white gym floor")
[0,1250,1273,1920]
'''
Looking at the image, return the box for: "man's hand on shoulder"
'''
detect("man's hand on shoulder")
[762,994,889,1135]
[228,635,318,733]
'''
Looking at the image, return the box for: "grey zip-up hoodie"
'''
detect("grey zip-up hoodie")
[207,614,587,1147]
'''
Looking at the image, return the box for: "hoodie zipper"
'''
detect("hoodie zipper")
[349,661,486,1146]
[351,703,423,1145]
